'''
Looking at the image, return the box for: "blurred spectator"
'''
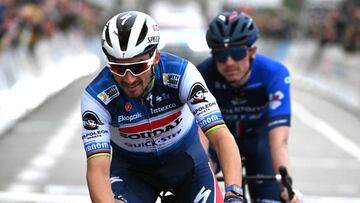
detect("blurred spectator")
[340,0,360,52]
[0,0,103,54]
[308,0,360,52]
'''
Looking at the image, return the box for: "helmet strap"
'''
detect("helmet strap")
[143,50,159,95]
[143,65,156,95]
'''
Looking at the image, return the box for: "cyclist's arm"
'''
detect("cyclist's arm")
[87,156,115,203]
[207,127,242,191]
[198,127,209,153]
[269,126,291,176]
[267,64,292,176]
[81,91,114,202]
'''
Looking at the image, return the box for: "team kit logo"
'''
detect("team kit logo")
[97,85,119,105]
[269,90,285,110]
[82,111,103,130]
[163,73,180,88]
[188,83,208,104]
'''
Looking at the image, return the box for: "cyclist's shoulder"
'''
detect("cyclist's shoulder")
[253,53,289,75]
[158,51,189,73]
[83,67,120,104]
[196,57,215,73]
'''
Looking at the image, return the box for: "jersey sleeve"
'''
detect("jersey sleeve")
[178,62,226,136]
[267,65,291,129]
[81,90,112,160]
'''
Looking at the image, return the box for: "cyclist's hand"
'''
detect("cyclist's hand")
[224,195,244,203]
[280,188,303,203]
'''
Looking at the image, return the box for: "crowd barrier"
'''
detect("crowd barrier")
[0,32,102,135]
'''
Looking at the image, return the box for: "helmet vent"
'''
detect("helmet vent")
[105,25,112,47]
[240,23,247,33]
[143,44,156,54]
[239,36,247,42]
[229,22,237,36]
[118,30,131,51]
[216,22,225,37]
[137,21,148,46]
[248,23,254,31]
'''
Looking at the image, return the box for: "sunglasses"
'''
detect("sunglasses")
[212,46,249,63]
[108,51,156,77]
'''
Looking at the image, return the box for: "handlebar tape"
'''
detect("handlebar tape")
[279,166,295,201]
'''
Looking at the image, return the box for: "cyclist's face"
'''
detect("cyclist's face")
[214,46,257,87]
[111,52,155,98]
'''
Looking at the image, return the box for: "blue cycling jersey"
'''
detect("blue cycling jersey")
[197,53,291,138]
[81,52,226,165]
[197,53,291,202]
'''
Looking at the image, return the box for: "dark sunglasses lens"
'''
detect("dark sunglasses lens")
[213,47,248,62]
[230,48,248,61]
[213,51,229,62]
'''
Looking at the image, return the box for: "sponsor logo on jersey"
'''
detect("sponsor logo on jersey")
[82,129,109,140]
[193,186,211,203]
[85,141,110,156]
[125,102,132,112]
[82,111,103,130]
[118,111,182,139]
[163,73,180,88]
[284,76,291,84]
[150,103,176,114]
[146,93,154,107]
[198,114,222,129]
[269,90,284,110]
[188,82,208,104]
[118,112,142,122]
[221,105,267,114]
[124,131,180,148]
[192,102,217,115]
[97,85,119,105]
[147,93,171,107]
[231,99,247,105]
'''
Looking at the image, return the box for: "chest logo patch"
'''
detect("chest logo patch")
[97,85,119,105]
[125,102,132,112]
[163,73,180,88]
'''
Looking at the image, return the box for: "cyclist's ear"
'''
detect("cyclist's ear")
[154,50,161,64]
[249,46,257,59]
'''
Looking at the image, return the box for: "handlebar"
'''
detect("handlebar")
[216,166,295,202]
[279,166,294,202]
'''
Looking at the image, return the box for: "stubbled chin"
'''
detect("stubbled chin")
[127,89,143,98]
[224,73,241,81]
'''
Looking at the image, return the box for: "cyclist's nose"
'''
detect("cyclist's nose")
[122,71,137,83]
[224,56,236,65]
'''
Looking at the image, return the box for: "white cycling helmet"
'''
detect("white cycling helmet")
[101,11,160,60]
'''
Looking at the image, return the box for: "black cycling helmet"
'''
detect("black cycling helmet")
[206,11,259,49]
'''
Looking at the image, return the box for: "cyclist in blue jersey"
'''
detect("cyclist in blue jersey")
[80,11,244,203]
[197,11,302,203]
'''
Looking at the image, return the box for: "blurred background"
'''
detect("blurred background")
[0,0,359,202]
